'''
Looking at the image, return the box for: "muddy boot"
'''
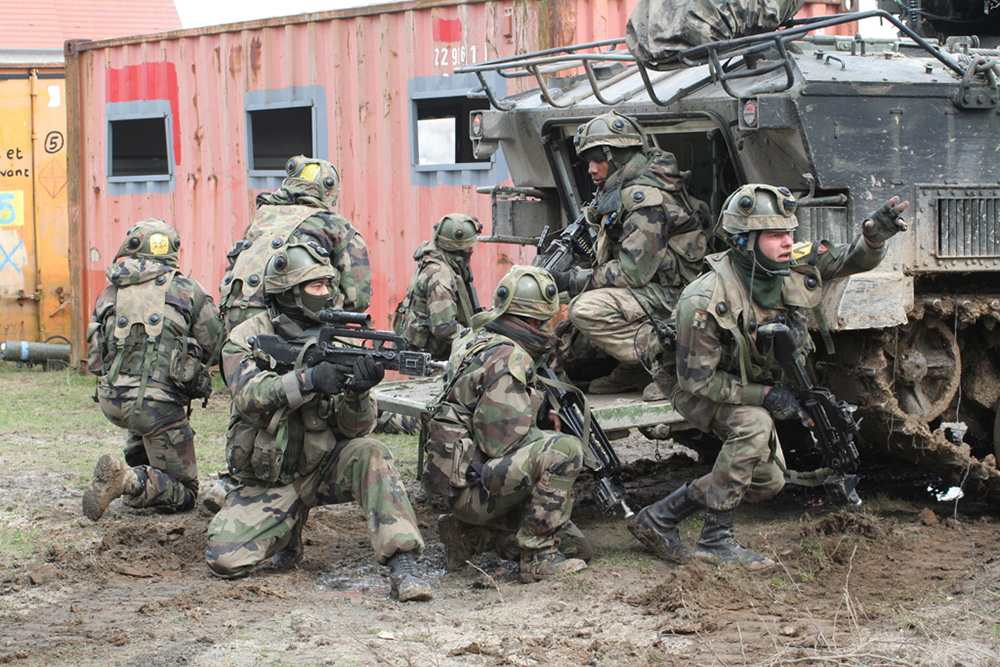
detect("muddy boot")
[642,382,666,401]
[82,454,141,521]
[272,509,309,571]
[554,520,593,562]
[387,551,434,602]
[519,549,587,583]
[588,363,649,394]
[628,483,700,563]
[202,473,238,513]
[694,509,775,571]
[438,514,494,572]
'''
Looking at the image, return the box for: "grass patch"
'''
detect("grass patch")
[0,523,41,560]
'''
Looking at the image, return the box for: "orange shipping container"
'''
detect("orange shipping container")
[0,49,71,347]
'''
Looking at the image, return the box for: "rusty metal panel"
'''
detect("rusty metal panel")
[65,0,641,362]
[0,53,71,344]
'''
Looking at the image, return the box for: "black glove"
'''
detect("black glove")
[309,362,345,395]
[762,385,804,421]
[348,355,384,393]
[466,462,485,488]
[548,269,572,293]
[863,196,910,245]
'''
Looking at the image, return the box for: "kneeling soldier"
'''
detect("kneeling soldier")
[205,241,432,601]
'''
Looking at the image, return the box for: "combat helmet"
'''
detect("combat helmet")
[491,265,560,324]
[433,213,482,252]
[574,110,646,171]
[719,184,799,238]
[115,219,181,266]
[264,241,341,323]
[283,155,341,208]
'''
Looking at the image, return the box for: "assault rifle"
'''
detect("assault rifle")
[532,201,597,273]
[757,323,861,505]
[249,308,446,382]
[538,365,634,518]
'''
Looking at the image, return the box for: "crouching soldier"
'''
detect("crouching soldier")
[423,265,591,583]
[83,219,223,521]
[629,184,909,569]
[205,241,432,602]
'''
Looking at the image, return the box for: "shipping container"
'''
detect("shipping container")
[0,49,71,347]
[64,0,848,365]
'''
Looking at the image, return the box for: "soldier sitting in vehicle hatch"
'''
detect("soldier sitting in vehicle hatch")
[423,265,592,583]
[549,110,711,400]
[205,242,432,602]
[630,184,909,570]
[83,219,224,522]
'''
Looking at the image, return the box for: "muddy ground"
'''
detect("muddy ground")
[2,373,999,666]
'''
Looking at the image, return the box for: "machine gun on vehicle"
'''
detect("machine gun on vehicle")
[757,322,861,505]
[249,308,446,385]
[537,365,634,518]
[532,201,597,273]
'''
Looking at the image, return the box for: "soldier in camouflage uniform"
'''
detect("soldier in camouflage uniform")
[423,266,591,583]
[629,184,910,569]
[393,213,482,360]
[205,241,432,602]
[549,110,710,398]
[83,219,223,521]
[205,155,373,511]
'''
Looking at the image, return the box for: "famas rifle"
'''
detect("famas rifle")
[249,308,446,383]
[756,322,861,505]
[538,365,634,518]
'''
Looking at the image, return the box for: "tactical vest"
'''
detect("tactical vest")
[592,151,711,290]
[421,328,515,498]
[700,252,822,386]
[96,270,212,407]
[219,205,327,332]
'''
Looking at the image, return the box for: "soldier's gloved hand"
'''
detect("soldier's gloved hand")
[309,362,346,395]
[863,196,910,246]
[549,269,572,294]
[762,385,805,421]
[466,462,485,488]
[348,355,384,393]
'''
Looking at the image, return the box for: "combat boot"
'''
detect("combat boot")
[694,509,775,571]
[588,363,649,394]
[628,483,701,563]
[272,509,309,571]
[82,454,142,521]
[387,551,434,602]
[438,514,494,572]
[519,548,587,583]
[202,473,238,513]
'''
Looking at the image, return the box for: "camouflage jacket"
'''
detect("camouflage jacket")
[673,235,885,431]
[222,311,376,484]
[219,189,372,332]
[422,324,550,497]
[392,241,475,360]
[583,148,710,311]
[87,257,223,405]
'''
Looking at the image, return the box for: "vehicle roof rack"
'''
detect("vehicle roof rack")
[456,10,970,110]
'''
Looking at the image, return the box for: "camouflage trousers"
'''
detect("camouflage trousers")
[686,404,787,512]
[98,394,198,512]
[205,437,424,578]
[448,431,584,553]
[568,287,660,364]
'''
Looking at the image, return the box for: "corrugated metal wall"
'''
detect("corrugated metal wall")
[0,53,71,345]
[65,0,636,362]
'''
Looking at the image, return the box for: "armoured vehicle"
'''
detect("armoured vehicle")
[456,4,1000,499]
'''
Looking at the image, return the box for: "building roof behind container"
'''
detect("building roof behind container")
[0,0,182,50]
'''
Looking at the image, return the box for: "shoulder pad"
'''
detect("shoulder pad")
[505,345,535,385]
[621,184,665,212]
